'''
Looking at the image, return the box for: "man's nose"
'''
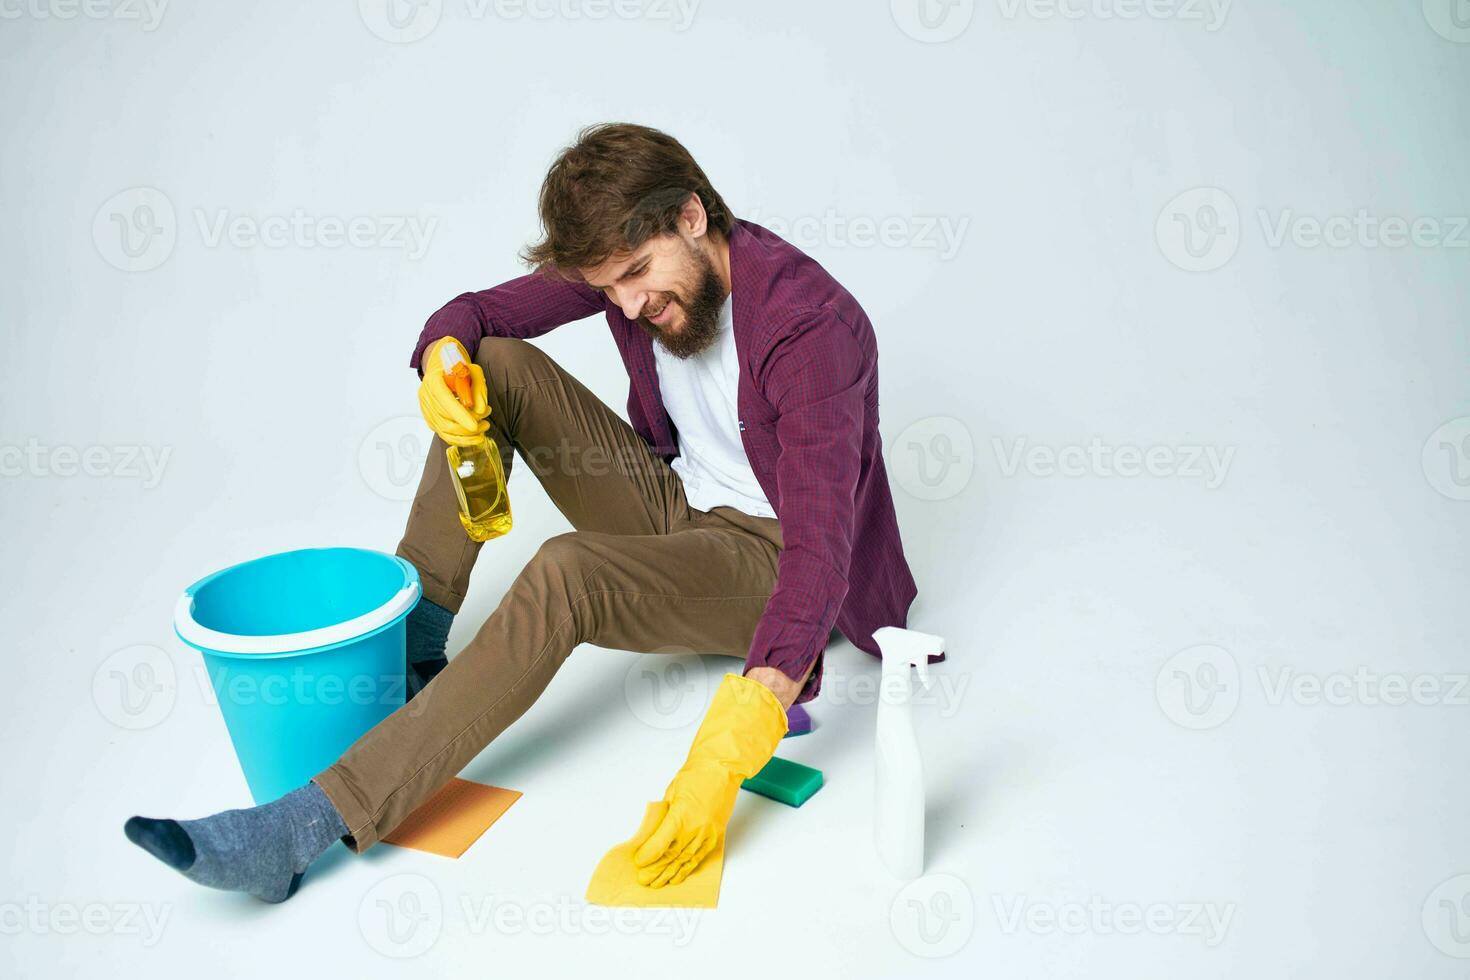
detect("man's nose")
[614,287,647,321]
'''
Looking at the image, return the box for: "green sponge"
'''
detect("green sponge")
[741,756,823,808]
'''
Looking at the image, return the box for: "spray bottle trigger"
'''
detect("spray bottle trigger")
[912,655,933,691]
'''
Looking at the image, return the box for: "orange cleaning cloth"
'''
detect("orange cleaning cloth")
[382,778,522,858]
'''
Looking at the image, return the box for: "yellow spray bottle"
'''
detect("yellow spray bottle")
[439,343,512,542]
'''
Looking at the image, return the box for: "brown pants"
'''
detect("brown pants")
[314,336,784,852]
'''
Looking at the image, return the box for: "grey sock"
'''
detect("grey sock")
[406,596,454,700]
[124,780,348,903]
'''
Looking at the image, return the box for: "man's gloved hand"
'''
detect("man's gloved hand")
[417,337,490,447]
[630,673,788,887]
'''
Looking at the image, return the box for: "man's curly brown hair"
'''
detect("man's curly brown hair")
[521,123,734,278]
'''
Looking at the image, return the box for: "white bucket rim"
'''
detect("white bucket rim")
[174,553,421,656]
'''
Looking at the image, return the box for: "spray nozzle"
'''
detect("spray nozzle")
[873,625,944,692]
[436,340,475,410]
[438,341,465,372]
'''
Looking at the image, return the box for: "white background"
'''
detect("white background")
[2,0,1468,976]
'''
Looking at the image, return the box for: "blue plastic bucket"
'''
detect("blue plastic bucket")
[174,548,421,804]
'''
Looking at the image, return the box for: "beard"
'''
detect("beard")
[635,243,728,359]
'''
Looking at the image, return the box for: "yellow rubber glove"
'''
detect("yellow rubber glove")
[630,673,788,887]
[418,337,490,447]
[585,802,725,908]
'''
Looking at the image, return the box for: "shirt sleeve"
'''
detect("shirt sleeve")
[743,307,867,704]
[409,272,606,376]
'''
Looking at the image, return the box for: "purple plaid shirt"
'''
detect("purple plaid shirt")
[409,219,929,704]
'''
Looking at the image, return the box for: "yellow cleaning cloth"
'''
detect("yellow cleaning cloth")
[585,802,724,908]
[382,777,522,858]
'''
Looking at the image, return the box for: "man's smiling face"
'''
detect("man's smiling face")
[579,201,729,359]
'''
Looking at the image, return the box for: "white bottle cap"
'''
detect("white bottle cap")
[439,341,465,372]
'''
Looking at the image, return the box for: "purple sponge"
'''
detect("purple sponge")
[784,703,812,737]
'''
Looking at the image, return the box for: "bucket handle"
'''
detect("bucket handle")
[174,558,421,656]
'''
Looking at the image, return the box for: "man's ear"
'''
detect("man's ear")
[678,192,709,240]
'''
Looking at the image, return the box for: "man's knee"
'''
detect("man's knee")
[474,338,559,427]
[474,335,550,382]
[519,531,611,635]
[529,531,607,580]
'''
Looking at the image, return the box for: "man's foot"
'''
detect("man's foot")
[406,596,454,700]
[124,781,347,903]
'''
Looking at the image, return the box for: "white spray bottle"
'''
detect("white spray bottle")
[872,625,946,880]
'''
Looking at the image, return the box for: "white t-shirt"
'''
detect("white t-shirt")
[652,295,777,519]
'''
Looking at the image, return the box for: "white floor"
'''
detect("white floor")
[4,3,1469,976]
[6,389,1469,977]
